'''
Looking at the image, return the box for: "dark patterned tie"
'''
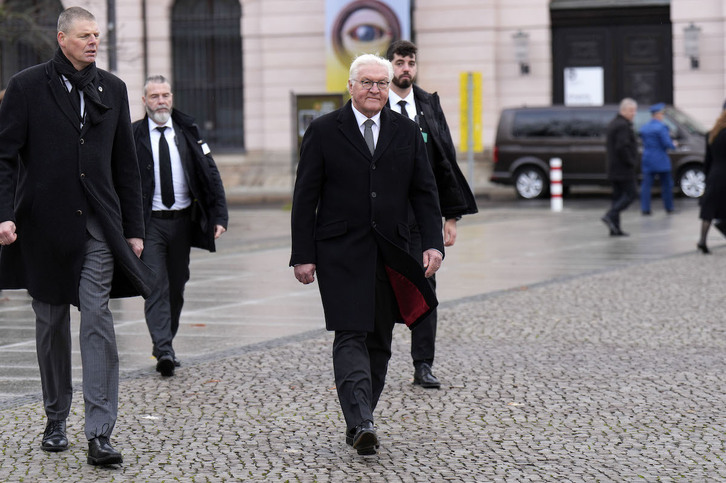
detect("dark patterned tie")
[363,119,375,155]
[156,126,175,208]
[397,100,409,118]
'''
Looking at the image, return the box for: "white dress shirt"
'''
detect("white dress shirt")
[351,104,382,149]
[148,117,191,211]
[388,89,418,122]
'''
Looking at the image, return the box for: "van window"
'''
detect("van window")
[512,110,613,138]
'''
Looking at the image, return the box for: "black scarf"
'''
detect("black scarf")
[52,47,110,125]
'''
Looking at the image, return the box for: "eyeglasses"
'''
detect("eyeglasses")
[353,79,390,90]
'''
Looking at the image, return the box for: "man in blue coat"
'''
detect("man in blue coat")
[639,102,676,214]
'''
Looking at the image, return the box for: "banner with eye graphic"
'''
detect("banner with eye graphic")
[326,0,411,93]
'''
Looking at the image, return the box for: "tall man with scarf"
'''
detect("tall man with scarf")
[0,7,153,466]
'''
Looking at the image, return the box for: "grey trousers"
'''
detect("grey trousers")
[33,233,118,441]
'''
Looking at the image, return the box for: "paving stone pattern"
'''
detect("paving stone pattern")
[1,251,726,481]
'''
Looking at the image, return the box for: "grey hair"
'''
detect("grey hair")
[143,75,171,96]
[57,7,95,33]
[349,54,393,83]
[619,97,637,113]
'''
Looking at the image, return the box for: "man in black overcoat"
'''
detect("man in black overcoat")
[386,40,478,389]
[290,54,444,455]
[602,97,639,236]
[133,75,228,377]
[0,7,154,466]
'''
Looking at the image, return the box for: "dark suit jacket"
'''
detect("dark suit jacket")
[407,84,478,219]
[606,114,638,181]
[0,60,154,305]
[290,101,444,332]
[132,110,228,252]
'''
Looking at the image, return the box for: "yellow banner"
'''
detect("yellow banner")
[459,72,483,152]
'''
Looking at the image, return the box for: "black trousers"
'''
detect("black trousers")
[141,213,191,359]
[408,224,436,368]
[332,256,399,430]
[606,178,638,227]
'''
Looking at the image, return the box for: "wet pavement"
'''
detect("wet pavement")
[2,193,726,480]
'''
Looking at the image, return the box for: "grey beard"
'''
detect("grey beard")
[148,108,171,125]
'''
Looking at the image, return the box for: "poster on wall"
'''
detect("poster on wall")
[564,67,604,106]
[325,0,411,93]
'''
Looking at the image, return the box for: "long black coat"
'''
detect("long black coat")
[606,114,638,181]
[132,110,228,251]
[290,102,444,332]
[0,60,154,305]
[411,84,478,219]
[700,131,726,220]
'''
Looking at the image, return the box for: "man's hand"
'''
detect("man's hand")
[422,249,443,278]
[0,221,17,246]
[214,225,226,239]
[126,237,144,258]
[444,218,458,247]
[294,263,316,284]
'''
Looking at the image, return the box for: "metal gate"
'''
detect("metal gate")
[171,0,244,149]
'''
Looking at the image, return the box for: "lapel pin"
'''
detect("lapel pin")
[98,86,103,92]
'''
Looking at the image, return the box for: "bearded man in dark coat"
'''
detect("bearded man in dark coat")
[0,7,153,466]
[291,54,444,456]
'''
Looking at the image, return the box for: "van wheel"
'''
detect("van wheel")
[514,166,548,199]
[678,165,705,198]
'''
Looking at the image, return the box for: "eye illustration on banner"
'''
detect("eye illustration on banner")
[332,0,401,64]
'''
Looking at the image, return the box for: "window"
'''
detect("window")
[0,0,62,88]
[171,0,244,149]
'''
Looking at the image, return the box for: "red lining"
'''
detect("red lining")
[385,266,430,327]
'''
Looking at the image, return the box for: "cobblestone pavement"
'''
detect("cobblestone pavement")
[3,198,726,481]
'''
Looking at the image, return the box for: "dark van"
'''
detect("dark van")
[490,105,707,199]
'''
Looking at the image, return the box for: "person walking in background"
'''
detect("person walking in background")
[696,102,726,254]
[133,75,228,377]
[639,102,676,215]
[385,40,478,389]
[602,98,639,236]
[290,54,443,456]
[0,7,154,466]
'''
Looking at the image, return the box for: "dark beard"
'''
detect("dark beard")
[393,76,412,89]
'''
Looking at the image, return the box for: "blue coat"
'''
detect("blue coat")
[639,119,675,173]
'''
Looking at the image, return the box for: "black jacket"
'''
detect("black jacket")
[132,110,228,252]
[290,102,443,331]
[0,60,154,304]
[393,85,478,219]
[606,114,638,181]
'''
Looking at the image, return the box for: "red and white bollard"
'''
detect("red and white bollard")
[550,157,563,212]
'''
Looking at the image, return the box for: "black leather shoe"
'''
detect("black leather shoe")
[697,242,711,254]
[413,363,441,389]
[87,436,123,466]
[348,421,378,455]
[610,229,629,237]
[41,419,68,452]
[601,215,618,233]
[156,354,175,377]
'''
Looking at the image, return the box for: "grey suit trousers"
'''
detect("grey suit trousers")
[33,231,118,441]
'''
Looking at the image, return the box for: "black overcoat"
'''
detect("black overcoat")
[290,102,444,332]
[606,114,638,181]
[700,131,726,221]
[0,60,154,305]
[132,110,229,252]
[411,84,478,219]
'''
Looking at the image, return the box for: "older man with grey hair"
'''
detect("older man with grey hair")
[602,97,639,236]
[290,54,444,455]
